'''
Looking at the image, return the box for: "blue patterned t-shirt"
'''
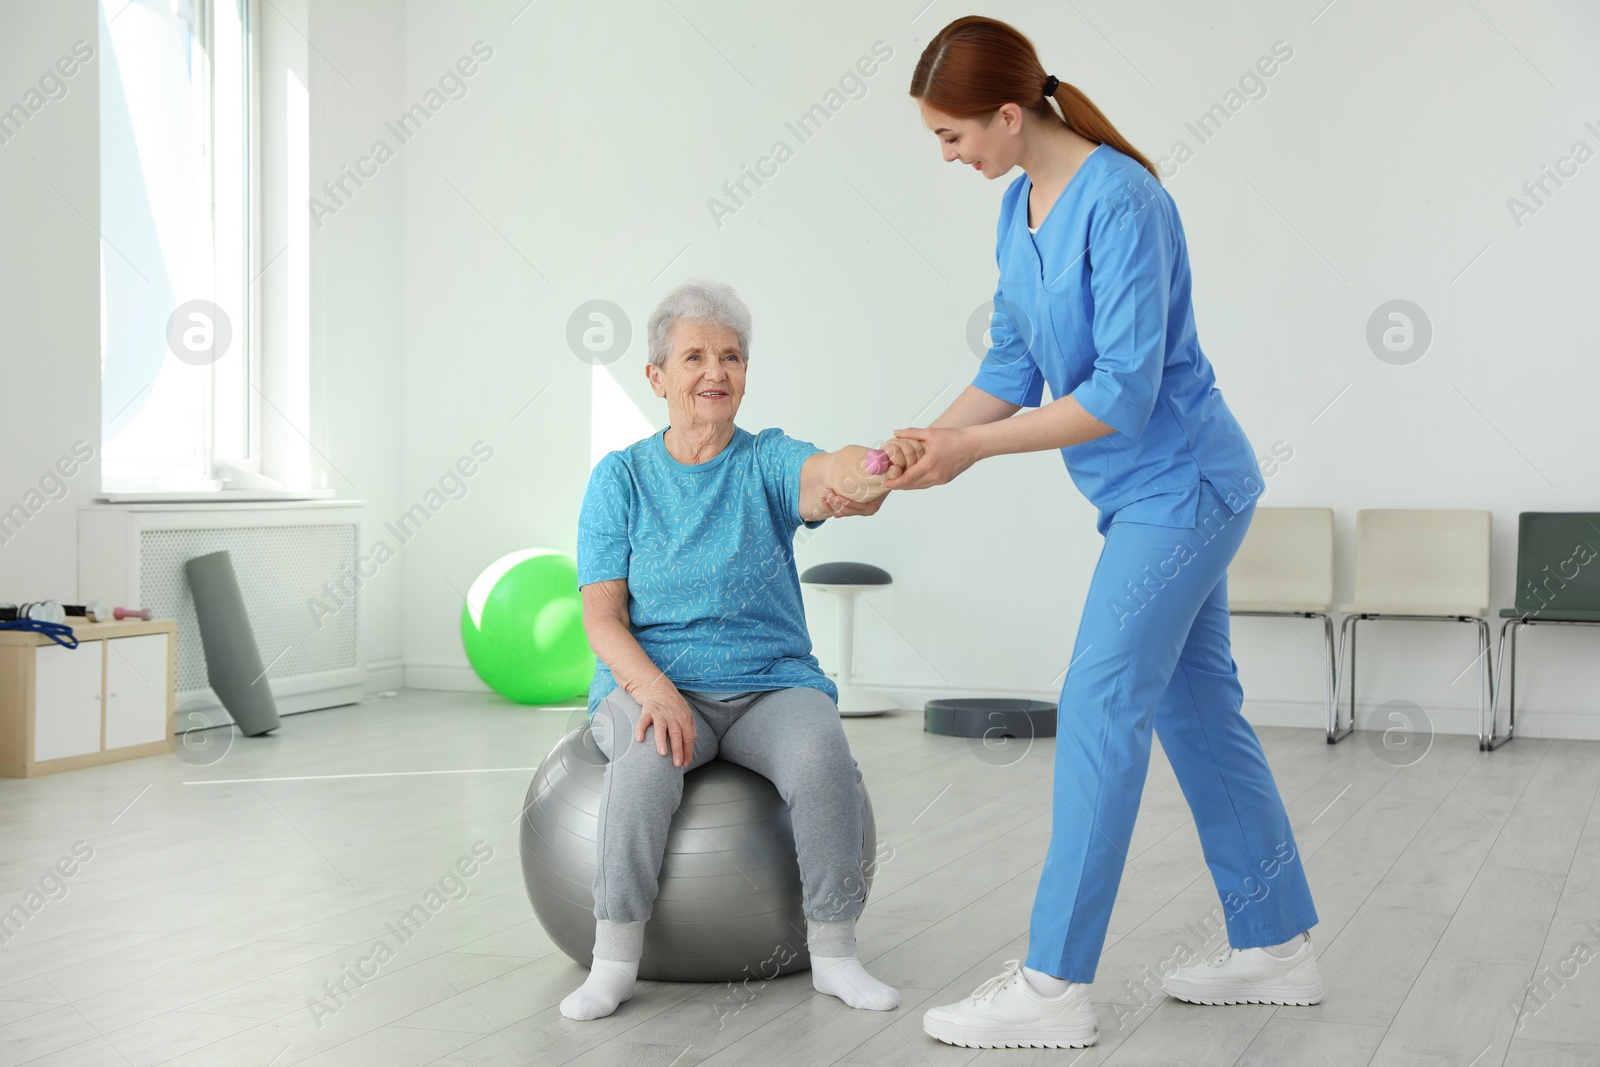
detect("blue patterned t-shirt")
[576,426,839,716]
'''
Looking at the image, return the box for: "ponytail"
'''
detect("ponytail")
[1049,80,1160,180]
[911,15,1160,181]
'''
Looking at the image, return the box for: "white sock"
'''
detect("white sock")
[1262,933,1306,958]
[560,957,639,1020]
[1023,965,1072,997]
[811,954,900,1011]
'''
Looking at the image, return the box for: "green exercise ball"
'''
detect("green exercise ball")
[461,549,595,704]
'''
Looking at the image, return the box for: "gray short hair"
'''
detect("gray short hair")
[646,279,752,370]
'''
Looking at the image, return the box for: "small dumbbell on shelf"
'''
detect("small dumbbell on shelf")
[0,602,77,649]
[0,601,67,623]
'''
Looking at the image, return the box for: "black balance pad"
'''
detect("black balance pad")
[924,698,1057,738]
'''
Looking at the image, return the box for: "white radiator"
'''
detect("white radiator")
[78,501,365,716]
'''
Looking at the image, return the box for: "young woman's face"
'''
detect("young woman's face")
[920,101,1023,178]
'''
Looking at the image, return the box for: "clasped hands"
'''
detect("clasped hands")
[821,425,983,518]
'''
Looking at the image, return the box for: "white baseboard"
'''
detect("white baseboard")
[389,669,1600,742]
[363,658,405,694]
[1236,699,1600,742]
[837,681,1062,710]
[179,672,361,721]
[403,661,493,693]
[837,683,1600,743]
[1235,698,1477,738]
[1463,708,1600,742]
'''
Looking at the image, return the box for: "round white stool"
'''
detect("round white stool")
[800,562,896,717]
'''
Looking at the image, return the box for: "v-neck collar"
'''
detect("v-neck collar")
[1023,142,1103,241]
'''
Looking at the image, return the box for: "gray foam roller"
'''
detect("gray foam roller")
[184,550,281,736]
[519,724,878,982]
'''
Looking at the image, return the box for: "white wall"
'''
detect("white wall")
[304,0,409,688]
[0,2,101,607]
[6,1,1597,740]
[389,0,1600,739]
[0,0,412,685]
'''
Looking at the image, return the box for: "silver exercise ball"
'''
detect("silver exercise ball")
[519,723,878,982]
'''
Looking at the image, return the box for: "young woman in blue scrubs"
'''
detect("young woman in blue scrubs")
[823,16,1325,1050]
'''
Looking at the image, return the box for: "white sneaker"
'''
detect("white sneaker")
[1161,933,1324,1006]
[922,959,1098,1049]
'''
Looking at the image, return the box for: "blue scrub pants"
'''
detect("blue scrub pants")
[1027,479,1319,983]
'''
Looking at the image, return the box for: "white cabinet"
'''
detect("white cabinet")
[1,620,175,777]
[104,634,170,749]
[32,645,103,762]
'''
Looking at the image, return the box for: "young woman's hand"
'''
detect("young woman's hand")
[819,435,931,516]
[878,437,926,472]
[882,426,983,490]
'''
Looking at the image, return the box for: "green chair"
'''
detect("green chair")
[1489,513,1600,750]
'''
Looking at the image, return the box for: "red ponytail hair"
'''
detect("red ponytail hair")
[909,15,1160,181]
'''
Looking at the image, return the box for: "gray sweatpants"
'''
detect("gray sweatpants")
[588,685,868,959]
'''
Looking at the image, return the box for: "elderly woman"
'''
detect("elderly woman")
[560,279,917,1022]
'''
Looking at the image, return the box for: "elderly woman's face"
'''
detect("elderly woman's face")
[648,319,746,423]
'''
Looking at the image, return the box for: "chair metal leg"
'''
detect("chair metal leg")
[1324,613,1351,743]
[1333,613,1360,743]
[1335,611,1504,750]
[1484,618,1518,750]
[1474,616,1491,749]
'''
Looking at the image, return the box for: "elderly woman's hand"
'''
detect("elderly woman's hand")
[817,437,929,517]
[822,487,885,517]
[635,683,697,767]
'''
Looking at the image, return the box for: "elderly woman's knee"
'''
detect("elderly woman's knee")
[799,721,858,774]
[591,700,654,753]
[772,743,861,801]
[606,734,690,777]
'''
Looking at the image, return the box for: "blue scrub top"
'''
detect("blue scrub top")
[972,144,1263,536]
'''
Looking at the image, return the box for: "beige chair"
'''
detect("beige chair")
[1336,510,1493,743]
[1227,508,1343,742]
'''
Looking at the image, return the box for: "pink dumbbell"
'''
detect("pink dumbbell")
[864,449,890,476]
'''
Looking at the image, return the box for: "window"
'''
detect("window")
[99,0,258,493]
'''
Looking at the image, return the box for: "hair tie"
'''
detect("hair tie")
[1042,74,1059,97]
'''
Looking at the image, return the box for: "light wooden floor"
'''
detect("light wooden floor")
[1,689,1597,1066]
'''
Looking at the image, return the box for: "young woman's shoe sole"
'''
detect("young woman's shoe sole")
[1161,975,1324,1006]
[923,1018,1098,1049]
